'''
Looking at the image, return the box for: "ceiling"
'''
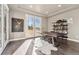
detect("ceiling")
[8,4,79,17]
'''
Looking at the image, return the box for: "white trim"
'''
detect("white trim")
[9,38,26,42]
[48,6,79,17]
[0,4,9,55]
[9,36,42,42]
[9,5,79,18]
[9,6,47,17]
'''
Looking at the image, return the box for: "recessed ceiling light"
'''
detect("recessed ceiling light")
[58,5,62,7]
[29,5,33,8]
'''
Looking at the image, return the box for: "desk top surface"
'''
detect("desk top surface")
[41,32,57,37]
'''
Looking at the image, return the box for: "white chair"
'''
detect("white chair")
[37,39,58,55]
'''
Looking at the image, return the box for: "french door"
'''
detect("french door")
[25,15,34,38]
[34,16,41,37]
[25,15,41,38]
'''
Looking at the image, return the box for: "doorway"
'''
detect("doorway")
[25,15,42,38]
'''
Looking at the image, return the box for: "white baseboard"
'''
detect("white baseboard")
[9,36,42,42]
[9,38,26,42]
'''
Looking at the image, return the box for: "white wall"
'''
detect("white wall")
[9,10,48,40]
[9,10,26,39]
[41,17,48,32]
[48,8,79,41]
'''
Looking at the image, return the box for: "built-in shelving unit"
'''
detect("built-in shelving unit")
[53,19,68,47]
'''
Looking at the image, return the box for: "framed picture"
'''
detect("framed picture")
[12,18,24,32]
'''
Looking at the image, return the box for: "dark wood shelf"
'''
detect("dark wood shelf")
[53,19,68,47]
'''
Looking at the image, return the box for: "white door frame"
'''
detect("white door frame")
[0,4,9,55]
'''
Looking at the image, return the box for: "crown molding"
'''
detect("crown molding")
[9,5,48,17]
[9,5,79,18]
[48,6,79,18]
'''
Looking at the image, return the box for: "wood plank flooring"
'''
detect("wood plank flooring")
[1,37,79,55]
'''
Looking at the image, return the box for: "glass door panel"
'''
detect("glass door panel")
[35,16,41,37]
[26,15,34,38]
[25,15,42,38]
